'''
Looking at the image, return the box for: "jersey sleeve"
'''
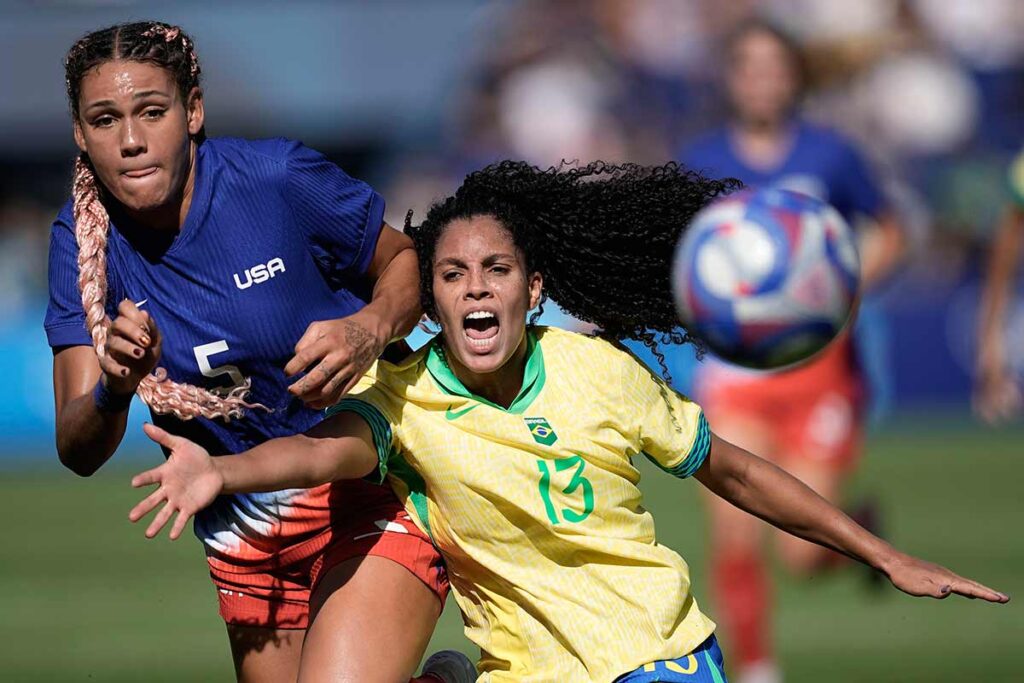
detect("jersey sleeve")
[621,353,711,479]
[324,370,401,485]
[44,211,92,349]
[283,140,387,283]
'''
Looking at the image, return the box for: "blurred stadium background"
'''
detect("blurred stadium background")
[1,1,1021,680]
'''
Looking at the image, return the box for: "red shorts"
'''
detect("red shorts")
[699,336,864,470]
[208,492,448,630]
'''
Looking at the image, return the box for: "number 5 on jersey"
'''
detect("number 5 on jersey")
[537,455,594,525]
[194,340,245,393]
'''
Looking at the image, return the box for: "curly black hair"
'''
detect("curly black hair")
[405,160,741,369]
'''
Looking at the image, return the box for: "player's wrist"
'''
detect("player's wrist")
[349,307,392,348]
[93,376,135,413]
[869,543,903,576]
[209,457,231,496]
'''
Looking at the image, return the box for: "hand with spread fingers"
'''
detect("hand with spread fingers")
[129,423,223,540]
[101,299,162,395]
[882,551,1010,603]
[283,311,385,410]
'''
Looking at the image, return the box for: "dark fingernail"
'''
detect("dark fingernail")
[121,368,129,377]
[940,585,951,594]
[134,348,143,358]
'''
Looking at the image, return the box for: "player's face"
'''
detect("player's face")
[432,215,543,378]
[73,60,203,218]
[726,30,799,126]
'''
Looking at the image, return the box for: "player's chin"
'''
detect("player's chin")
[451,331,508,373]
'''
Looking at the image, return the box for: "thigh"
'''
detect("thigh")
[227,624,305,683]
[298,555,443,683]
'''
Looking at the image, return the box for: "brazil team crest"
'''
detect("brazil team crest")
[525,417,558,446]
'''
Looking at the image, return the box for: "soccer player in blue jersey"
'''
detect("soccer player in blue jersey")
[677,21,906,683]
[45,21,466,683]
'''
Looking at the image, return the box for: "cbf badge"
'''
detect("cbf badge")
[525,417,558,446]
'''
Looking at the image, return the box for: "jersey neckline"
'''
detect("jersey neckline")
[424,328,546,415]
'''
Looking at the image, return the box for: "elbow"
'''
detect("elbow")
[56,437,101,478]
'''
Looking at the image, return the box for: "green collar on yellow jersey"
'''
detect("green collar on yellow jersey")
[425,328,546,414]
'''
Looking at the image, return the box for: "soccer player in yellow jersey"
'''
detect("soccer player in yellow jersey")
[130,162,1009,683]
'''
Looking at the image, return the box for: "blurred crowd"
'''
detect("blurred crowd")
[385,0,1023,246]
[2,0,1023,406]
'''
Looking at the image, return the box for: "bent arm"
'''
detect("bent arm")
[215,411,380,494]
[858,210,906,291]
[978,206,1023,377]
[53,346,128,476]
[356,223,422,345]
[694,434,1008,602]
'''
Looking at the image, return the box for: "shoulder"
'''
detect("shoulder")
[678,129,730,167]
[52,199,76,233]
[360,344,432,395]
[535,326,641,380]
[202,136,303,166]
[797,122,860,158]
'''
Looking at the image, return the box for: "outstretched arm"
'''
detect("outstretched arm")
[694,433,1009,603]
[129,411,379,539]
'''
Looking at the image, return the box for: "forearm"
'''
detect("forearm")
[55,383,130,476]
[858,213,905,291]
[696,436,895,571]
[978,207,1024,363]
[358,247,421,342]
[215,413,379,494]
[214,436,344,494]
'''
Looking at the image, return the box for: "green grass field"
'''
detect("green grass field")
[1,418,1020,682]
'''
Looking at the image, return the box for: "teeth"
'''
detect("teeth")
[465,311,496,320]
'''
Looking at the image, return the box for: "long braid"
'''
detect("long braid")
[67,23,264,420]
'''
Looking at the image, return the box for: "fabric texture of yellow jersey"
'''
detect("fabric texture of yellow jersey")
[327,326,716,682]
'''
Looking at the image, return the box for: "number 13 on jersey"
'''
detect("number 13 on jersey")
[537,455,595,525]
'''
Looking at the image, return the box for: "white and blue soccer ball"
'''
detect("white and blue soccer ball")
[672,187,860,369]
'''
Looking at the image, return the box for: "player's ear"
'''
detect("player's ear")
[527,271,543,310]
[185,87,204,137]
[73,119,87,154]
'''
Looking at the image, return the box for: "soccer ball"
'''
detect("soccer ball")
[672,188,860,369]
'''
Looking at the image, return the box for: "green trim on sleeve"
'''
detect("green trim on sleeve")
[325,398,393,485]
[385,451,434,542]
[644,412,712,479]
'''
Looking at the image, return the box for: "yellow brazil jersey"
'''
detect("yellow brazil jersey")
[328,326,715,683]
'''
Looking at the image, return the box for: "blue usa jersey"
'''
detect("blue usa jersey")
[679,120,884,223]
[45,137,389,556]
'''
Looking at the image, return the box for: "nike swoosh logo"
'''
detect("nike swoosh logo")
[445,404,479,420]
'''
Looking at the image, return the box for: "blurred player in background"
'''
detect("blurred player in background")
[974,147,1024,423]
[129,160,1008,683]
[45,21,458,683]
[678,20,907,683]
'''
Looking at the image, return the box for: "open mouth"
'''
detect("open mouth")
[463,310,500,350]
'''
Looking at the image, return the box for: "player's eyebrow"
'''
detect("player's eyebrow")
[83,90,172,113]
